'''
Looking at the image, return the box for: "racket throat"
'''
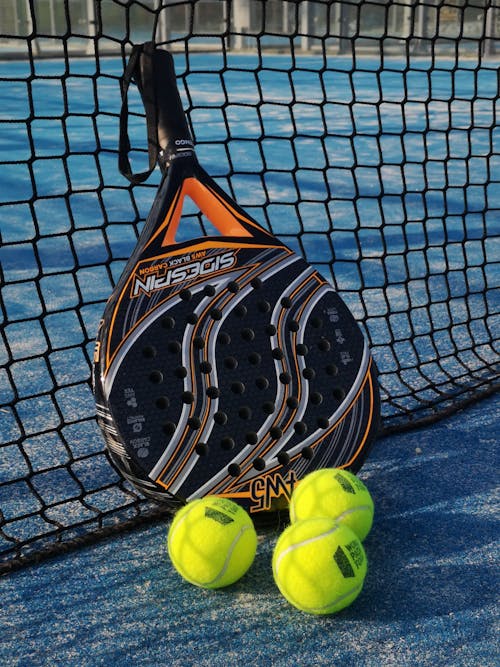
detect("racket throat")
[161,176,253,247]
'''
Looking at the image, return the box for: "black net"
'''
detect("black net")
[1,0,499,573]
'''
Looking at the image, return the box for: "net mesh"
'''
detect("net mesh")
[1,0,499,572]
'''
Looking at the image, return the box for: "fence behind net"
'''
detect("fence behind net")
[0,0,499,572]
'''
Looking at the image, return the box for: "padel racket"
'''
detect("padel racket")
[93,44,380,516]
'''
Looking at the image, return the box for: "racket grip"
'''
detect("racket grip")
[150,49,194,163]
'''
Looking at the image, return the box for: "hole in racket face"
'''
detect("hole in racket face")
[106,251,368,503]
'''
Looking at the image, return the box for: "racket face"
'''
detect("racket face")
[94,163,379,515]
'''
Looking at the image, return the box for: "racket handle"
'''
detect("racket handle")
[151,49,194,164]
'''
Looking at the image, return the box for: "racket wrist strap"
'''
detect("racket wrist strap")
[119,42,158,184]
[119,42,194,184]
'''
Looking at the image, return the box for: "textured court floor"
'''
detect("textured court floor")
[1,391,498,667]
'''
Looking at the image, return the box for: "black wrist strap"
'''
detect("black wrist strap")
[118,42,158,185]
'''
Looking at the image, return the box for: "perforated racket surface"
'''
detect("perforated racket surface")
[93,46,380,515]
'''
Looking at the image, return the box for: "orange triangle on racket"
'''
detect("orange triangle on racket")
[159,177,253,247]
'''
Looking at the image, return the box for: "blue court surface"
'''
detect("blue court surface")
[1,391,498,667]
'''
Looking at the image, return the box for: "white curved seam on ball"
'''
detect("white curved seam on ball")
[336,504,372,521]
[168,500,199,541]
[306,584,363,614]
[294,504,372,523]
[208,524,251,587]
[274,523,341,570]
[168,502,202,582]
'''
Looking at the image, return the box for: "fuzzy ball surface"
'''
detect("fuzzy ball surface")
[289,468,374,540]
[167,496,257,589]
[272,517,367,614]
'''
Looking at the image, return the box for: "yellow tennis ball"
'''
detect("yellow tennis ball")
[167,496,257,589]
[289,468,374,541]
[272,518,367,615]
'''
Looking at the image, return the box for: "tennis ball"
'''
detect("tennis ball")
[289,468,374,541]
[167,496,257,589]
[272,518,367,615]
